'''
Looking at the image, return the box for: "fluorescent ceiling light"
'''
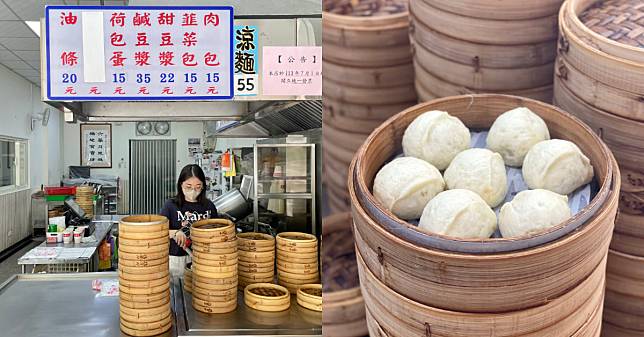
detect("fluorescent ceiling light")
[25,21,40,37]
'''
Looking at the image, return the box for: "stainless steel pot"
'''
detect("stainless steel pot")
[214,188,251,221]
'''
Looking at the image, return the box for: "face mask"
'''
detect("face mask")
[183,188,201,202]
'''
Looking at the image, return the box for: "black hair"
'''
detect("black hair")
[173,164,207,207]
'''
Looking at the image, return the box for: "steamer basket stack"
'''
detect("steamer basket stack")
[237,233,276,289]
[276,232,320,293]
[189,219,238,314]
[118,215,172,337]
[552,0,644,335]
[349,95,619,337]
[323,0,417,213]
[408,0,563,103]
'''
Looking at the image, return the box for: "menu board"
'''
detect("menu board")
[45,6,234,100]
[262,46,322,96]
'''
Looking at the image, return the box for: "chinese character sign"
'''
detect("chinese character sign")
[262,46,322,96]
[45,6,234,100]
[80,124,112,168]
[233,25,258,96]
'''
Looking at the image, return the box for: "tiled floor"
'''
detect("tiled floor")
[0,239,42,285]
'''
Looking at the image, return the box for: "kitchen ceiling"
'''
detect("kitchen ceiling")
[0,0,128,87]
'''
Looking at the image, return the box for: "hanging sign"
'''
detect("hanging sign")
[262,46,322,96]
[45,6,234,101]
[233,25,258,96]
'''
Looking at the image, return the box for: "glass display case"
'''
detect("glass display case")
[253,143,317,235]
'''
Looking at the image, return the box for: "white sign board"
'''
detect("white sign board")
[45,6,234,100]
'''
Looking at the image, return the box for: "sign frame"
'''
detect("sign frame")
[45,5,235,101]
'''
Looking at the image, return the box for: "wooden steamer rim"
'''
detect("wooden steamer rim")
[119,321,171,337]
[190,218,235,235]
[244,283,290,302]
[351,94,615,254]
[119,274,170,288]
[276,232,317,246]
[298,284,322,303]
[420,0,564,20]
[120,313,172,332]
[119,256,168,267]
[119,215,169,231]
[564,0,644,63]
[238,232,276,247]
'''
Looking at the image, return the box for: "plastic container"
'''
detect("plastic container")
[44,186,77,195]
[63,230,73,244]
[73,231,83,244]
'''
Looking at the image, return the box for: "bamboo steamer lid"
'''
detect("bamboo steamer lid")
[120,296,170,310]
[244,283,291,311]
[120,215,169,233]
[119,256,168,268]
[119,274,169,288]
[193,255,237,267]
[298,284,322,303]
[119,269,169,281]
[238,265,274,273]
[120,321,172,337]
[119,243,169,254]
[120,236,168,247]
[120,313,172,332]
[120,288,170,302]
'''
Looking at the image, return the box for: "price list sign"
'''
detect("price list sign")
[45,6,234,100]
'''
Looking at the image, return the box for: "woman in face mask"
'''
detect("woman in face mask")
[160,164,217,278]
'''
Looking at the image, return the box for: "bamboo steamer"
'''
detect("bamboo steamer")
[614,211,644,239]
[421,0,564,20]
[238,265,274,273]
[414,71,554,104]
[323,122,369,153]
[276,245,317,254]
[238,250,275,260]
[119,256,168,268]
[238,260,274,268]
[277,269,320,281]
[324,97,416,124]
[276,261,318,272]
[324,77,418,106]
[603,322,644,336]
[555,56,644,121]
[558,1,644,95]
[244,283,290,312]
[410,15,556,69]
[620,192,644,215]
[322,213,367,337]
[622,168,644,194]
[118,215,171,335]
[410,0,559,45]
[350,94,619,313]
[359,247,606,337]
[237,232,275,252]
[191,218,239,313]
[297,284,322,312]
[323,60,415,89]
[411,38,555,91]
[323,108,395,136]
[552,79,644,170]
[323,0,412,67]
[276,254,318,264]
[276,232,317,247]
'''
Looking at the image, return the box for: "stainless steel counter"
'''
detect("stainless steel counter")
[17,215,122,272]
[174,280,322,336]
[0,273,321,337]
[0,272,175,337]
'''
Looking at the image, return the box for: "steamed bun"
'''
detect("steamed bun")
[499,189,571,238]
[522,139,594,195]
[443,148,508,207]
[373,157,445,220]
[402,110,470,170]
[486,107,550,167]
[418,189,497,239]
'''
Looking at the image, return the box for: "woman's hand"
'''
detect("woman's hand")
[173,230,188,250]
